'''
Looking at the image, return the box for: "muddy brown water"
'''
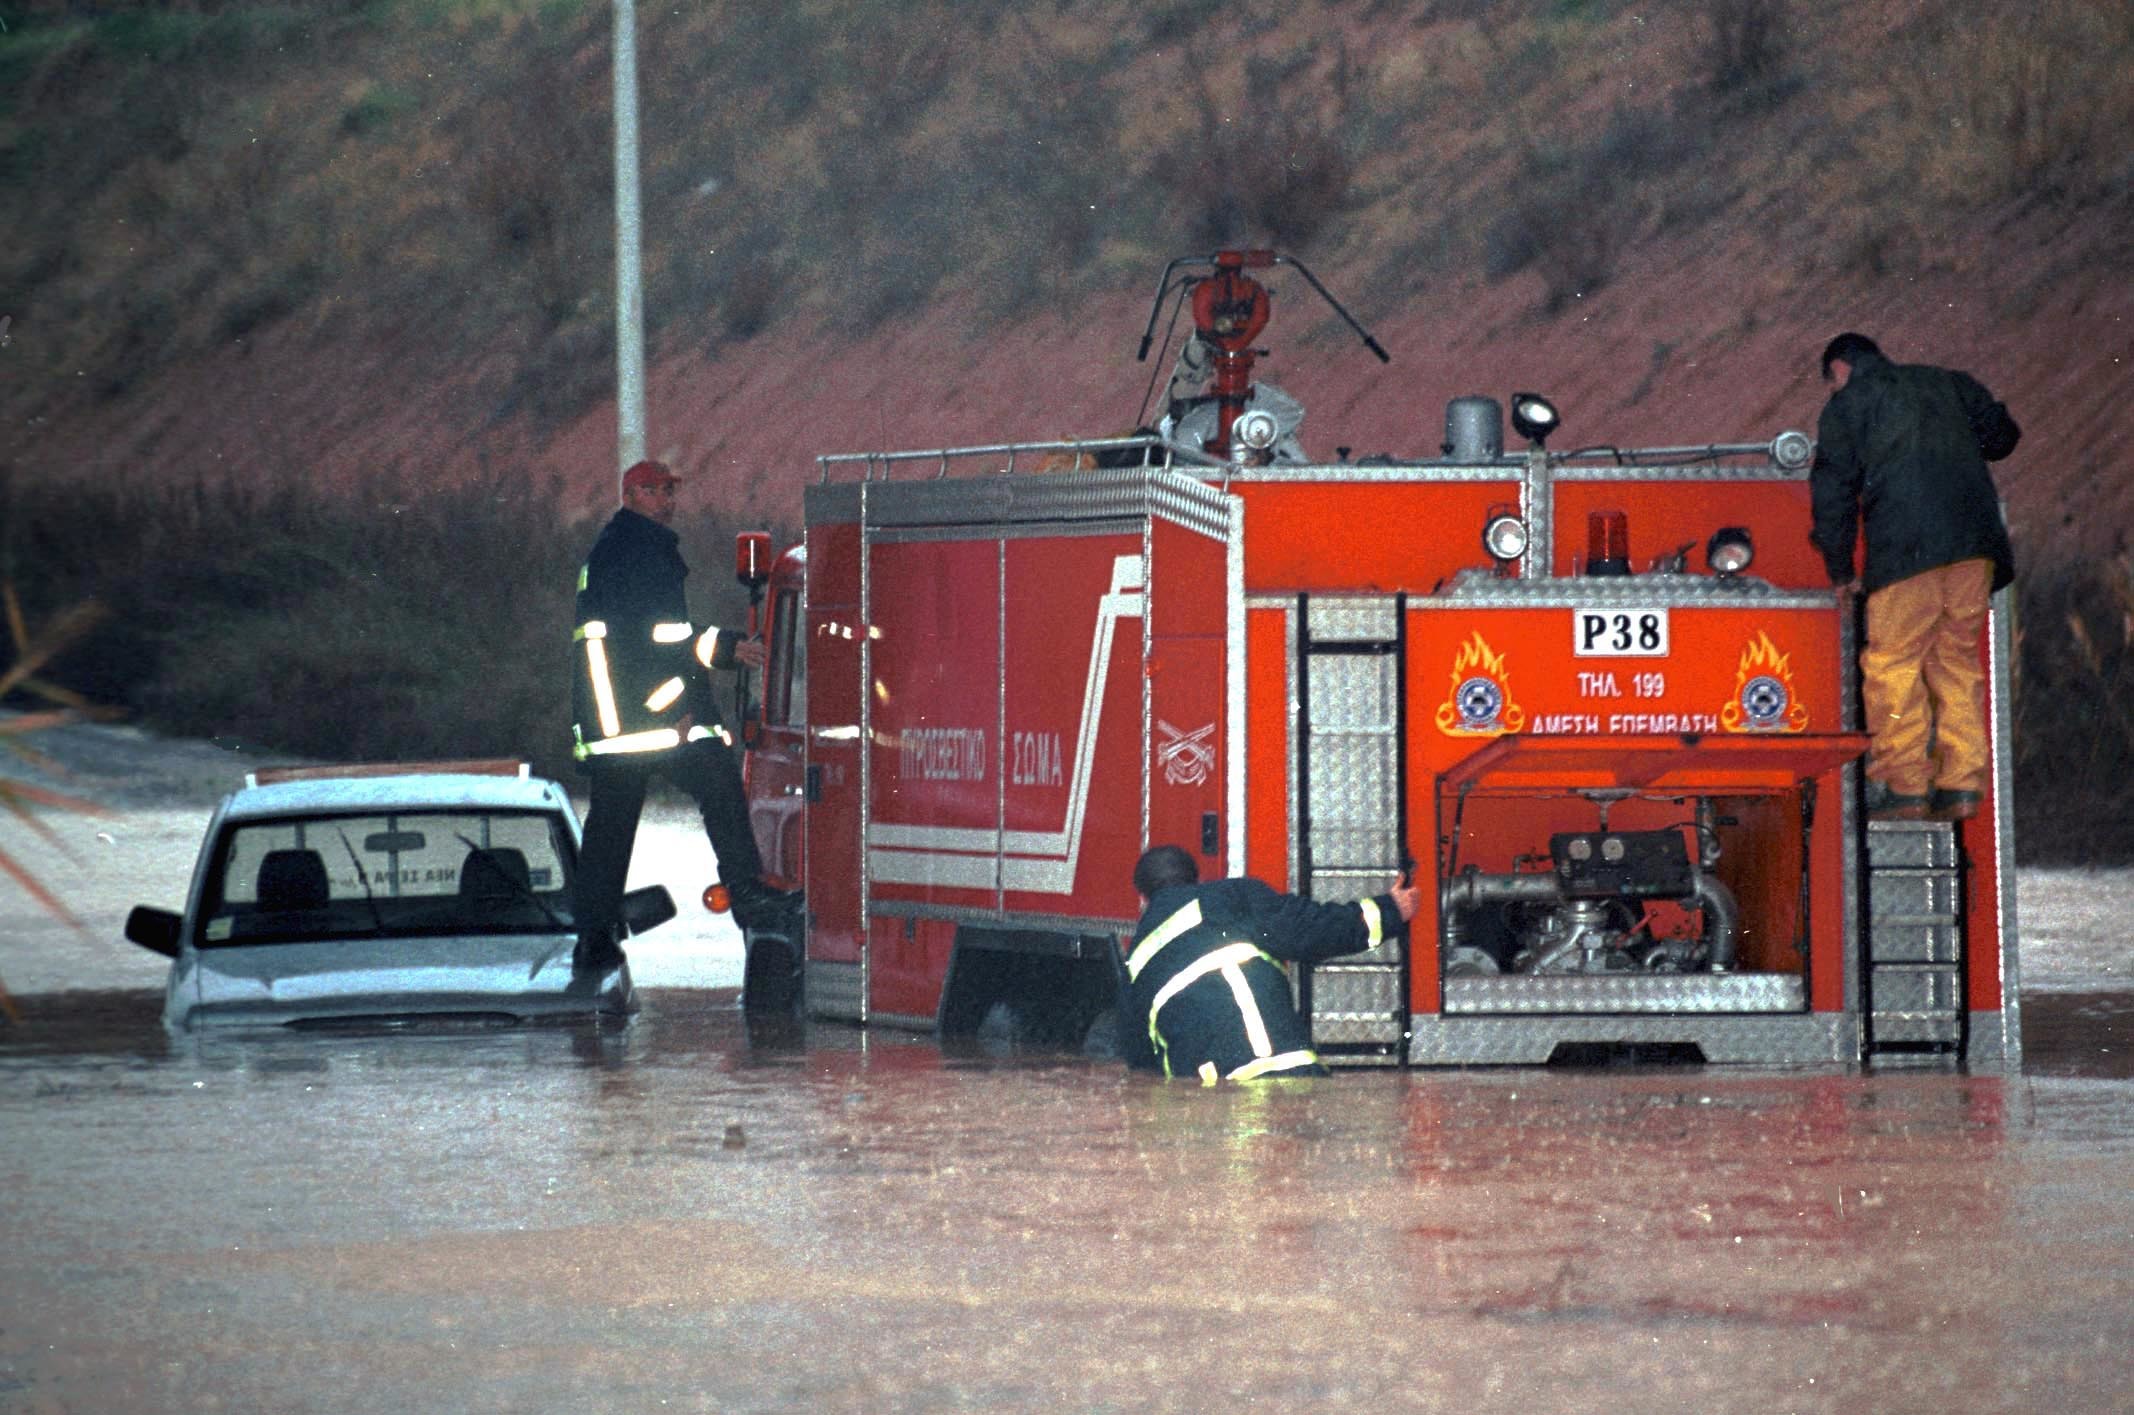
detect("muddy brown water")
[3,987,2132,1415]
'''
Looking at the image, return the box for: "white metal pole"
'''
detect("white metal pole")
[612,0,646,485]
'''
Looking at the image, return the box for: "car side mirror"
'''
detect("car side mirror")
[125,905,182,958]
[621,884,677,936]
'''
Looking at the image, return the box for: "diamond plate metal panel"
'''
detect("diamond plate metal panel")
[806,481,863,523]
[1865,821,1959,869]
[1311,966,1403,1015]
[1867,920,1962,964]
[847,467,1233,541]
[1870,965,1963,1014]
[1314,1019,1406,1045]
[1308,868,1399,903]
[1307,597,1400,642]
[1869,869,1961,919]
[1964,1010,2016,1065]
[1146,470,1234,543]
[1868,1015,1963,1045]
[1308,652,1399,725]
[1225,464,1525,484]
[805,961,864,1021]
[1403,1013,1852,1066]
[1443,973,1806,1015]
[1306,654,1400,871]
[1425,575,1828,610]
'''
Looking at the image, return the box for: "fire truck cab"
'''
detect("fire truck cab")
[734,253,2019,1069]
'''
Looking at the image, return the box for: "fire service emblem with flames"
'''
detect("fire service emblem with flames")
[1720,631,1810,732]
[1437,632,1525,736]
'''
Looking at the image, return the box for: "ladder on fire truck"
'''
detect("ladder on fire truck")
[1294,594,1412,1064]
[1862,817,1969,1060]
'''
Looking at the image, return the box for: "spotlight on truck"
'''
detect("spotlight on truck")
[1706,526,1755,577]
[1510,392,1560,448]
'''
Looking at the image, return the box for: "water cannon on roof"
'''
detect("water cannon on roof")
[1136,250,1389,461]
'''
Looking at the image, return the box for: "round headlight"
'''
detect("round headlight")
[1234,408,1281,451]
[1484,513,1529,562]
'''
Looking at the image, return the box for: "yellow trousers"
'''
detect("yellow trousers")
[1860,558,1993,796]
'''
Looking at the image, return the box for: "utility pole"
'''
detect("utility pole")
[612,0,646,487]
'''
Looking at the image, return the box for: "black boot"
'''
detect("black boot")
[572,926,627,977]
[726,877,803,930]
[1863,781,1929,822]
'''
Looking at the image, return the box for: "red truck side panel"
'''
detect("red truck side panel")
[1235,480,1516,593]
[1549,480,1825,588]
[1145,516,1232,881]
[867,537,1003,913]
[998,534,1148,919]
[1244,605,1292,893]
[869,915,956,1023]
[804,521,864,971]
[1965,616,2010,1014]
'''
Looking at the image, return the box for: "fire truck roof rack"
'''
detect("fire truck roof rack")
[1544,440,1798,467]
[815,434,1223,483]
[814,433,1810,482]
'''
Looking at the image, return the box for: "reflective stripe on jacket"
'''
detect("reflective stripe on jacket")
[570,508,741,762]
[1121,878,1399,1082]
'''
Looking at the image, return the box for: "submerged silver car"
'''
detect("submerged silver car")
[125,761,672,1029]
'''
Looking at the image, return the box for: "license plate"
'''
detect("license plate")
[1571,608,1670,657]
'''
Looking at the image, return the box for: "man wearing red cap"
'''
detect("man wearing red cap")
[569,459,797,975]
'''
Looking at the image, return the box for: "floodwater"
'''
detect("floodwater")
[4,723,2134,1413]
[3,989,2133,1415]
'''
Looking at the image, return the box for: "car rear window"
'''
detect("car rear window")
[200,809,574,945]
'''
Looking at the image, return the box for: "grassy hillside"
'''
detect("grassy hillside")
[8,0,2129,442]
[3,0,2133,855]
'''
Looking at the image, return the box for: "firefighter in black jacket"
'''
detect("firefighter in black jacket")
[1810,333,2020,822]
[1120,845,1420,1082]
[570,459,796,974]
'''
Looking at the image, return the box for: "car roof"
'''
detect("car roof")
[216,762,571,823]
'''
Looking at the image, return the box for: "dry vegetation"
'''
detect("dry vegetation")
[3,0,2133,857]
[0,462,777,786]
[6,0,2131,399]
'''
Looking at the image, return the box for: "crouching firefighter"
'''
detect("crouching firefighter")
[569,459,798,976]
[1121,845,1419,1082]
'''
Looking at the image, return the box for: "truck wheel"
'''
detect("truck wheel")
[742,935,802,1015]
[1080,1004,1123,1060]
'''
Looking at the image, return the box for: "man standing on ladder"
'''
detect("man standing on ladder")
[1120,845,1419,1081]
[1810,332,2021,823]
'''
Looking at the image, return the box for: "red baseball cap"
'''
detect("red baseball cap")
[622,459,680,491]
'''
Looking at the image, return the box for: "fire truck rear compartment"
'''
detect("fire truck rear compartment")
[1287,589,1884,1067]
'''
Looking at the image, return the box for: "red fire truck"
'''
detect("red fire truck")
[730,251,2020,1068]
